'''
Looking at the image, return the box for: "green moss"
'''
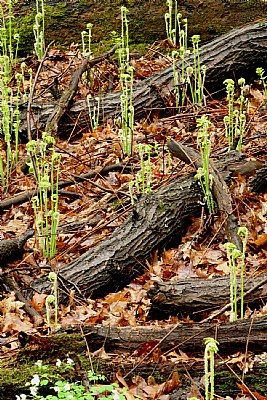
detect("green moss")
[214,370,237,394]
[14,0,267,57]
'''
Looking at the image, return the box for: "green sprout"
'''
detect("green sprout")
[224,242,242,322]
[45,294,55,333]
[33,0,45,59]
[26,133,61,258]
[81,23,93,84]
[224,78,247,151]
[87,94,100,131]
[195,115,214,214]
[238,226,248,319]
[116,6,134,156]
[256,67,267,99]
[165,0,178,46]
[129,144,153,204]
[0,1,22,189]
[204,337,219,400]
[191,35,206,106]
[81,23,93,58]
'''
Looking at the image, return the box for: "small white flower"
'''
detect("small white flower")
[56,359,62,367]
[66,395,74,399]
[66,358,74,365]
[30,386,38,396]
[64,383,71,391]
[35,360,42,368]
[31,374,40,386]
[54,386,61,393]
[16,395,27,400]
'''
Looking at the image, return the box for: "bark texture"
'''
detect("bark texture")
[55,315,267,353]
[148,273,267,319]
[31,174,203,299]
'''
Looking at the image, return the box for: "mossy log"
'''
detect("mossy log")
[3,328,267,398]
[18,20,267,137]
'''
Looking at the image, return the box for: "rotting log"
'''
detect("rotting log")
[18,20,267,137]
[4,330,267,398]
[31,172,203,300]
[147,273,267,320]
[19,315,267,355]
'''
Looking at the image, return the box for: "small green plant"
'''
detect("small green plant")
[16,358,130,399]
[191,35,204,105]
[238,226,248,319]
[45,294,55,334]
[165,0,178,46]
[204,337,219,400]
[81,23,93,85]
[116,6,134,156]
[256,67,267,99]
[129,144,153,203]
[45,272,60,333]
[223,78,247,151]
[223,242,242,322]
[0,0,20,77]
[26,132,61,258]
[81,23,93,58]
[87,94,100,131]
[0,73,22,189]
[33,0,45,59]
[195,115,214,214]
[170,13,206,110]
[0,0,22,189]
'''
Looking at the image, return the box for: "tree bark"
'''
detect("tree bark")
[18,20,267,137]
[27,315,267,354]
[31,173,203,300]
[148,273,267,320]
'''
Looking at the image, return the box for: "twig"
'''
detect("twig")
[0,163,136,213]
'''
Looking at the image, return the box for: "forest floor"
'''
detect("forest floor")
[1,41,267,399]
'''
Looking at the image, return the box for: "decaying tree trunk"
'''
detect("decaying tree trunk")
[7,324,267,398]
[18,20,267,137]
[20,315,267,354]
[148,273,267,319]
[31,172,203,299]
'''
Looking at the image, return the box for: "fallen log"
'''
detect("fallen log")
[148,273,267,320]
[31,171,203,300]
[18,20,267,137]
[20,314,267,354]
[29,146,265,302]
[4,328,267,399]
[0,229,34,266]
